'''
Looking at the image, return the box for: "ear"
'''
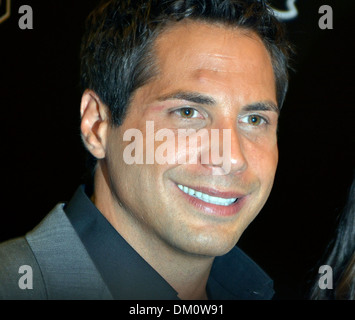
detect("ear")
[80,90,109,159]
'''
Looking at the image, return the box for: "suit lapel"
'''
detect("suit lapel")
[26,204,113,300]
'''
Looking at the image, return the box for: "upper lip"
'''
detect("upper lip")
[176,183,246,199]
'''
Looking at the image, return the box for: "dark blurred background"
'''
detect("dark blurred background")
[0,0,354,299]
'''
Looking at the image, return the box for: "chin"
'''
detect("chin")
[177,231,242,258]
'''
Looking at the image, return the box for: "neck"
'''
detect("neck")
[92,162,214,300]
[138,236,214,300]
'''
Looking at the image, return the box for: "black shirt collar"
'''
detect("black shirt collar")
[64,185,274,300]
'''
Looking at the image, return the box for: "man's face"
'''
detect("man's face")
[104,21,279,257]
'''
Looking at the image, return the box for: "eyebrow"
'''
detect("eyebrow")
[243,101,280,115]
[157,90,279,114]
[157,91,216,106]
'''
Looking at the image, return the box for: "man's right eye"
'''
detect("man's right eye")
[174,107,203,119]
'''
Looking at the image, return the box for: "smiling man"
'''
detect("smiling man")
[0,0,291,300]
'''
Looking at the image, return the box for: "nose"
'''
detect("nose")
[201,120,247,176]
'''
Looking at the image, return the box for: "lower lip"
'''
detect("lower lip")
[176,184,247,217]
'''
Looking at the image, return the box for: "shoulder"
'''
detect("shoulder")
[0,237,47,299]
[0,204,111,300]
[0,204,71,299]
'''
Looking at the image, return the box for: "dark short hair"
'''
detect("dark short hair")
[80,0,293,127]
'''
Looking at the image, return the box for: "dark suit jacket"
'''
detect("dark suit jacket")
[0,204,113,299]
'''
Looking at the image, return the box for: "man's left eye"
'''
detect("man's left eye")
[239,114,267,126]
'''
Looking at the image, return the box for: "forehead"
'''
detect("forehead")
[129,20,277,112]
[147,20,276,104]
[156,20,268,61]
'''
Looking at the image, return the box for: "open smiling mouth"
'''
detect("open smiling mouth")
[177,184,239,207]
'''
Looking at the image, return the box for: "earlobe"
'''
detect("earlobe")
[80,90,109,159]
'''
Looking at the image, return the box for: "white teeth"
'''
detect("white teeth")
[177,184,237,206]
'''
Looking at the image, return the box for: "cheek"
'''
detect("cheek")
[261,150,278,194]
[247,140,278,187]
[106,128,173,197]
[145,124,192,168]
